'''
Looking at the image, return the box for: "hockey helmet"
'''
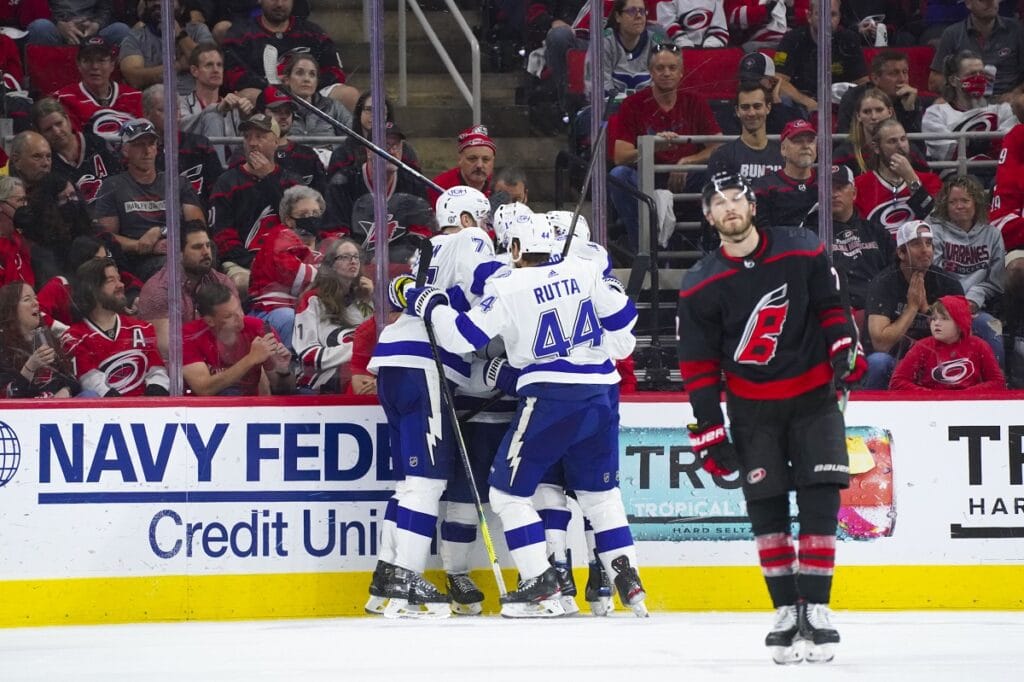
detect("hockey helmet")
[701,172,755,213]
[544,210,590,242]
[435,185,491,230]
[492,201,532,250]
[509,211,554,259]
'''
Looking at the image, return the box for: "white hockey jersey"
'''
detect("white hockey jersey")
[656,0,729,49]
[368,227,497,384]
[293,290,371,391]
[921,101,1018,165]
[426,256,638,393]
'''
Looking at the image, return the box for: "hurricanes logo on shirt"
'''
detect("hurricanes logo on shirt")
[734,284,789,365]
[99,349,150,394]
[932,358,975,385]
[679,9,713,30]
[868,201,915,234]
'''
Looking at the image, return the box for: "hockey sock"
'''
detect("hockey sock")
[747,494,798,607]
[533,484,571,563]
[393,477,447,573]
[490,487,550,580]
[583,516,598,561]
[377,497,399,565]
[796,485,841,604]
[439,502,477,575]
[575,489,638,576]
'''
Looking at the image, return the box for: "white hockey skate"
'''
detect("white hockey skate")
[799,602,840,663]
[381,567,452,620]
[766,605,804,665]
[499,567,566,618]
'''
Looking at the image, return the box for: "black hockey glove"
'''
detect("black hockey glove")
[687,423,740,477]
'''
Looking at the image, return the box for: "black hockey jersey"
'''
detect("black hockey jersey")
[752,169,817,229]
[52,131,121,204]
[222,16,346,93]
[677,227,854,428]
[157,132,225,208]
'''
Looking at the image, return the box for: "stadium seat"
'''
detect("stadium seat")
[863,46,936,96]
[25,45,81,96]
[680,48,744,100]
[567,48,587,96]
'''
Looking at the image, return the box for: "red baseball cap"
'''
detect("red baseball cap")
[261,86,296,110]
[457,125,496,154]
[780,119,816,142]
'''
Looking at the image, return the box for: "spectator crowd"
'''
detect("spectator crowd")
[1,0,1024,395]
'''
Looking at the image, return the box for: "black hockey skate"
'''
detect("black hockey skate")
[798,602,840,663]
[364,560,395,615]
[610,555,649,617]
[381,566,451,619]
[766,605,803,665]
[446,573,484,616]
[551,551,580,616]
[499,566,565,618]
[585,559,615,616]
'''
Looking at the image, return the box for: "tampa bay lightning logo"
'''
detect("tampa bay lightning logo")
[0,421,22,489]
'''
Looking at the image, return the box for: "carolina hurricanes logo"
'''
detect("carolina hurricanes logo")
[735,284,790,365]
[76,176,103,203]
[90,109,135,141]
[932,358,975,385]
[275,46,313,79]
[869,201,915,234]
[955,111,998,134]
[99,349,149,394]
[680,10,713,30]
[181,163,204,195]
[358,215,406,247]
[244,206,275,249]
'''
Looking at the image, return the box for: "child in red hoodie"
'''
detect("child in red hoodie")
[890,295,1005,391]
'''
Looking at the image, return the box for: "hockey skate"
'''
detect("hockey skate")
[364,560,395,615]
[765,605,803,665]
[381,566,451,619]
[799,602,840,663]
[610,556,649,617]
[585,559,615,616]
[446,573,484,616]
[551,556,580,616]
[499,566,565,618]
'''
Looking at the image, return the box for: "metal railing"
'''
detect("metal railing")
[635,129,1006,256]
[397,0,481,125]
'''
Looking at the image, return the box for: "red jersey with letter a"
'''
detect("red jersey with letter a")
[991,123,1024,251]
[54,81,143,138]
[62,315,169,396]
[853,170,942,237]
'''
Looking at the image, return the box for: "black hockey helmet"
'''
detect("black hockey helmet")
[701,172,755,213]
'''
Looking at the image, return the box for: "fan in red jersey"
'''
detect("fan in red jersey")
[61,258,169,397]
[53,36,142,141]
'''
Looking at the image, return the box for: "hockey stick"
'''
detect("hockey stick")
[836,268,858,414]
[561,124,607,259]
[415,239,508,597]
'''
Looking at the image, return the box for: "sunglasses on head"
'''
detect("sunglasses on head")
[651,42,681,54]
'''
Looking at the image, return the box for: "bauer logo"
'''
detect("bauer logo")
[0,420,21,488]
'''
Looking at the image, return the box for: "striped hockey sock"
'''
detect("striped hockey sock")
[756,532,799,607]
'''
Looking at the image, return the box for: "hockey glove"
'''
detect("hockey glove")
[603,276,625,295]
[387,274,416,311]
[483,356,521,396]
[405,286,449,320]
[687,423,740,477]
[829,336,867,386]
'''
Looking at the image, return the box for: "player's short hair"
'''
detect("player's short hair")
[494,166,528,189]
[180,219,210,252]
[870,50,909,76]
[733,81,772,108]
[195,282,235,317]
[189,42,223,68]
[279,185,326,222]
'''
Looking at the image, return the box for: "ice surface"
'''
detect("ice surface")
[1,611,1021,681]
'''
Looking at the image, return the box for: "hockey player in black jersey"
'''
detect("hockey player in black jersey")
[677,173,866,665]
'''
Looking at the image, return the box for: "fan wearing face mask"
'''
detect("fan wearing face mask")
[922,49,1017,180]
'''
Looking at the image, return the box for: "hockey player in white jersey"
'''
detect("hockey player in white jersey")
[547,211,613,277]
[365,186,497,619]
[402,213,649,618]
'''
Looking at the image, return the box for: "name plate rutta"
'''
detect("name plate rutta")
[619,425,896,542]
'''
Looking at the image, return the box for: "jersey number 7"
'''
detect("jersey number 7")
[533,299,602,359]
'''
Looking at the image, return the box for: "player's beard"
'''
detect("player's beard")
[98,291,128,314]
[714,212,755,243]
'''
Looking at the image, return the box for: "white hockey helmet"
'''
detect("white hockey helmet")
[492,201,532,250]
[509,211,554,260]
[545,210,590,242]
[435,185,491,231]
